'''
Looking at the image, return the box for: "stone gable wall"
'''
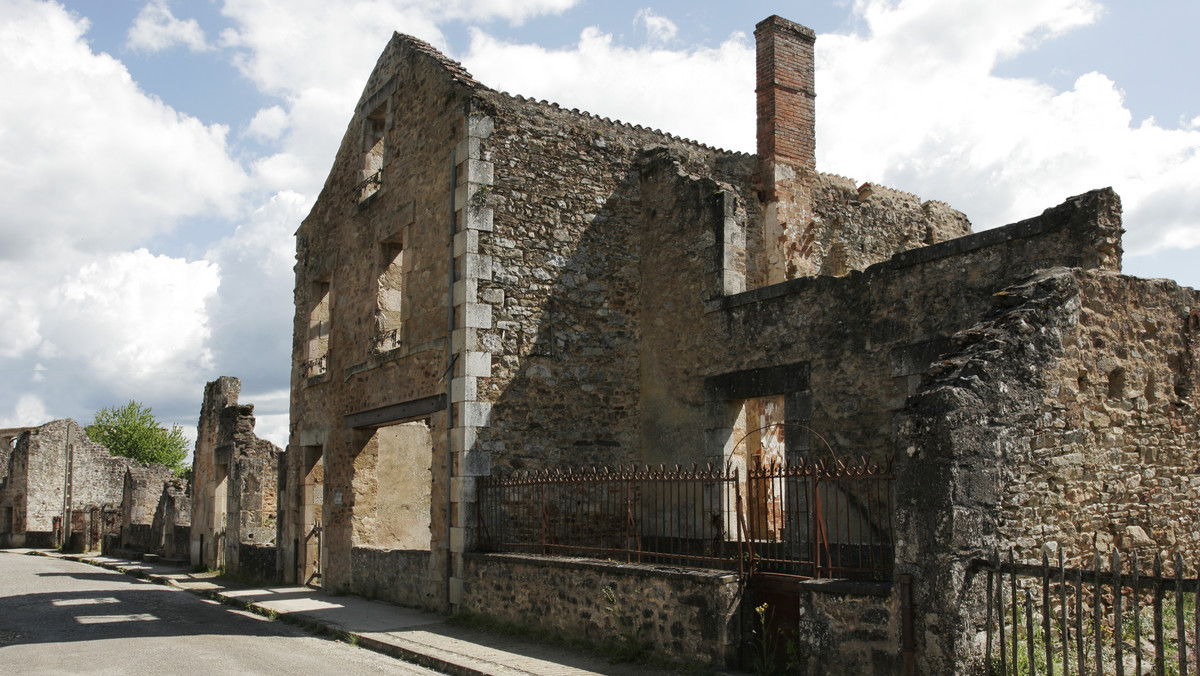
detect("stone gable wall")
[470,89,755,474]
[285,35,470,596]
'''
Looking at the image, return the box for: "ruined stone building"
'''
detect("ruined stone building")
[190,376,282,580]
[0,419,172,551]
[282,15,1199,672]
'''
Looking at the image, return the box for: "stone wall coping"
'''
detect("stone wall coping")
[464,552,741,583]
[793,577,894,597]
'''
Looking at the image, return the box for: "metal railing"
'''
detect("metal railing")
[355,169,382,204]
[475,458,895,580]
[745,458,894,579]
[980,549,1199,675]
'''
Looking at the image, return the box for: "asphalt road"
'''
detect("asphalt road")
[0,551,443,675]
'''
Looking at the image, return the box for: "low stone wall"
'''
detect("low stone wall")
[236,544,279,583]
[349,546,437,610]
[749,576,901,675]
[121,523,153,553]
[461,553,742,667]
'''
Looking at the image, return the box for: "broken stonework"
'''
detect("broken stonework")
[150,477,191,560]
[119,463,174,554]
[190,376,282,580]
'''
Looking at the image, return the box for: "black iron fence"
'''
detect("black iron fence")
[475,458,894,580]
[981,549,1199,675]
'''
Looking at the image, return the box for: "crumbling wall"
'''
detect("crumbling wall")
[285,33,470,596]
[0,419,149,548]
[190,376,280,577]
[120,464,174,553]
[191,376,239,568]
[893,268,1200,673]
[639,148,1124,466]
[221,403,280,544]
[150,478,191,560]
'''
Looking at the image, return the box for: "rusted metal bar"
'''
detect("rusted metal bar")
[475,458,893,577]
[999,552,1008,676]
[1075,566,1084,676]
[1012,550,1019,673]
[1059,549,1069,676]
[1114,549,1124,676]
[1154,554,1164,676]
[1044,551,1054,676]
[1175,553,1186,676]
[1095,553,1104,676]
[1026,588,1036,675]
[1134,549,1142,676]
[986,566,994,673]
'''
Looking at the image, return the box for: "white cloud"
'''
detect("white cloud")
[126,0,210,53]
[815,0,1200,256]
[635,8,677,44]
[0,394,51,428]
[245,104,290,141]
[44,249,220,380]
[0,0,248,259]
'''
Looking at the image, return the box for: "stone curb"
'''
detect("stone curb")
[23,550,499,676]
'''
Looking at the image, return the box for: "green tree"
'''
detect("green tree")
[86,400,189,474]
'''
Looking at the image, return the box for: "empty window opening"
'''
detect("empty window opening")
[351,420,433,551]
[373,241,404,354]
[732,395,787,542]
[358,104,387,203]
[307,278,331,378]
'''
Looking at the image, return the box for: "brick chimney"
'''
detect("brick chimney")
[756,15,816,195]
[755,16,817,284]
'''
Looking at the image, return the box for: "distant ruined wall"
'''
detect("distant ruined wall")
[191,376,280,577]
[191,376,240,568]
[120,464,174,553]
[150,478,191,560]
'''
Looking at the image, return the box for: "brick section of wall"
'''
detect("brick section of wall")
[749,577,901,675]
[0,419,172,549]
[639,161,1123,469]
[755,15,816,172]
[192,376,240,567]
[471,92,752,475]
[462,553,742,667]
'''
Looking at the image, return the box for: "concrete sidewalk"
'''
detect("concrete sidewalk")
[11,549,726,676]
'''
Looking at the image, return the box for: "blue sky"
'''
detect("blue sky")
[2,0,1198,452]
